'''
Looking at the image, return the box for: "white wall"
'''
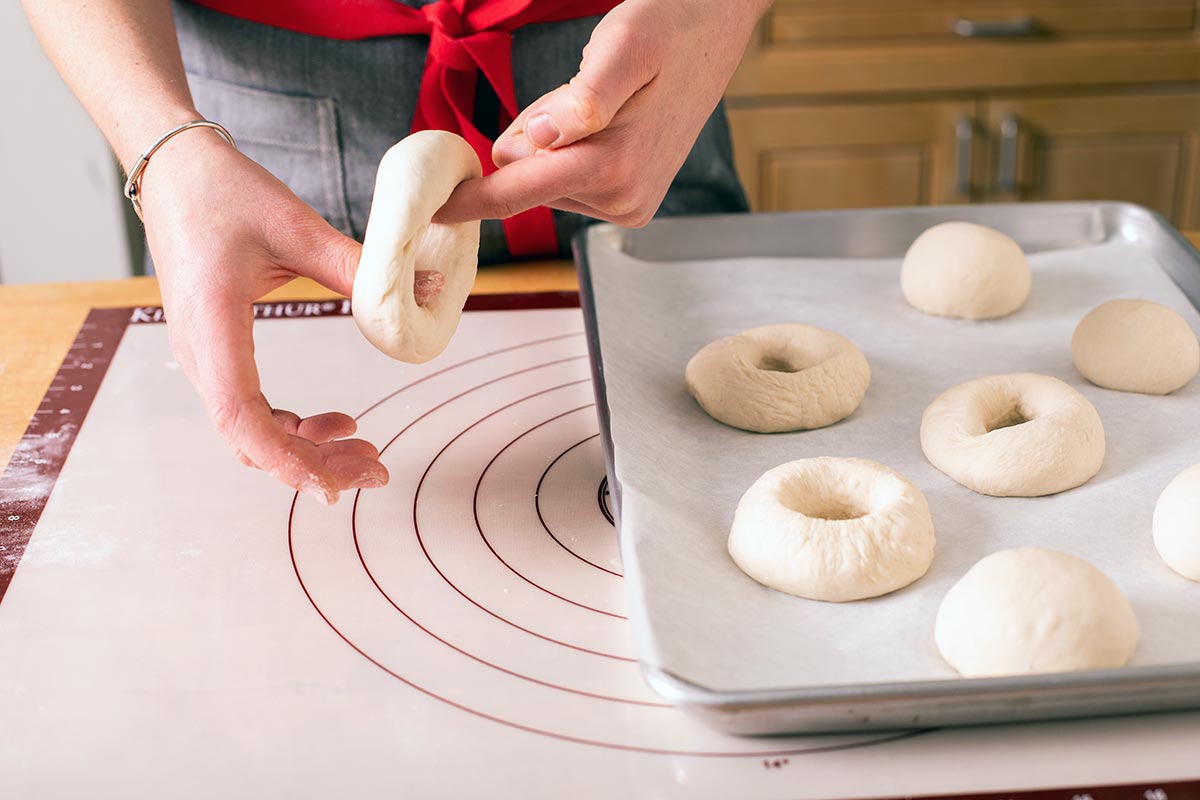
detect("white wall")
[0,2,135,284]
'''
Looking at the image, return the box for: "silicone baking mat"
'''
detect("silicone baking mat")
[1,292,1197,797]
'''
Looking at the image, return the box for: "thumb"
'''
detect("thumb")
[276,214,447,306]
[496,27,655,160]
[270,213,363,297]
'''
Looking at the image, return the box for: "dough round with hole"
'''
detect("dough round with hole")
[1072,299,1200,395]
[728,457,935,602]
[920,373,1105,497]
[352,130,482,363]
[684,324,870,432]
[935,547,1139,677]
[901,222,1032,320]
[1153,464,1200,582]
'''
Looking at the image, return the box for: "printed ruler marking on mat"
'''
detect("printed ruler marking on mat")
[125,291,581,326]
[0,307,130,604]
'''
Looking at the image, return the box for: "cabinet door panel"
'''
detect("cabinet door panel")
[729,101,978,213]
[765,146,926,210]
[985,92,1200,228]
[1039,136,1181,215]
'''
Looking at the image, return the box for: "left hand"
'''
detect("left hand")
[435,0,769,228]
[140,133,391,505]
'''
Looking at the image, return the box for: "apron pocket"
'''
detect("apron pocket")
[185,72,353,236]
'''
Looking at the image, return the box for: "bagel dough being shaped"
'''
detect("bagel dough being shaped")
[728,457,935,602]
[685,324,870,432]
[920,373,1105,497]
[353,130,482,363]
[901,222,1032,320]
[1072,299,1200,395]
[1153,463,1200,582]
[935,547,1139,677]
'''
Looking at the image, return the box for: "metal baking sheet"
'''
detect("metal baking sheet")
[574,202,1200,735]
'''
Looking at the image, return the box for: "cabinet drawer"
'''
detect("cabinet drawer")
[766,1,1195,44]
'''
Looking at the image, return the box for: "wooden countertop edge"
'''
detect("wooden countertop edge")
[0,260,578,308]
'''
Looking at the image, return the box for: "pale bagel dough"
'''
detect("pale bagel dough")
[1153,464,1200,582]
[1072,299,1200,395]
[728,457,935,602]
[935,547,1139,677]
[920,373,1105,497]
[352,130,482,363]
[684,324,870,432]
[901,222,1032,320]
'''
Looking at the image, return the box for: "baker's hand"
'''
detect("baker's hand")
[139,131,389,504]
[436,0,768,227]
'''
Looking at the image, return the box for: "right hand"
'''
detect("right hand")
[138,129,389,504]
[436,0,766,228]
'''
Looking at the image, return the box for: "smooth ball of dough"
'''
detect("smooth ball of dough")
[901,222,1032,320]
[936,548,1139,677]
[728,457,935,602]
[1153,464,1200,582]
[1072,299,1200,395]
[684,324,870,433]
[353,130,482,364]
[920,373,1105,497]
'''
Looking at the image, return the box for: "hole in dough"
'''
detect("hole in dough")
[755,344,822,374]
[757,354,798,373]
[985,404,1030,432]
[413,270,445,308]
[780,481,869,521]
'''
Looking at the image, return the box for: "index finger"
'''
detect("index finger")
[433,145,592,224]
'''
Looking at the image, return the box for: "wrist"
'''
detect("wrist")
[129,121,239,222]
[115,106,207,174]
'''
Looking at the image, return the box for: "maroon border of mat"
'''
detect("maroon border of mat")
[0,306,130,602]
[877,781,1200,800]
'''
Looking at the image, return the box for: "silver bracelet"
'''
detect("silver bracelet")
[122,119,237,222]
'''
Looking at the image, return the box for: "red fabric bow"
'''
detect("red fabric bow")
[188,0,621,257]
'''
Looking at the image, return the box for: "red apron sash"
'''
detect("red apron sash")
[188,0,621,257]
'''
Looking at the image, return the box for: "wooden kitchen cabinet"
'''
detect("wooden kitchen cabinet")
[763,1,1194,43]
[728,100,981,212]
[726,0,1200,226]
[984,91,1200,229]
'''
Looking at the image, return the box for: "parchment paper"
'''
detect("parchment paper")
[588,232,1200,692]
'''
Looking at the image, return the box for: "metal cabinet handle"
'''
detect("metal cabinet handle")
[952,16,1036,38]
[954,117,974,196]
[996,114,1020,194]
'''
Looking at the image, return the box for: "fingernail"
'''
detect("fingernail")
[527,114,561,149]
[303,485,336,506]
[495,134,535,165]
[352,475,386,490]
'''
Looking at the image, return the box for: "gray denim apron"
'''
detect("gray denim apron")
[172,0,749,265]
